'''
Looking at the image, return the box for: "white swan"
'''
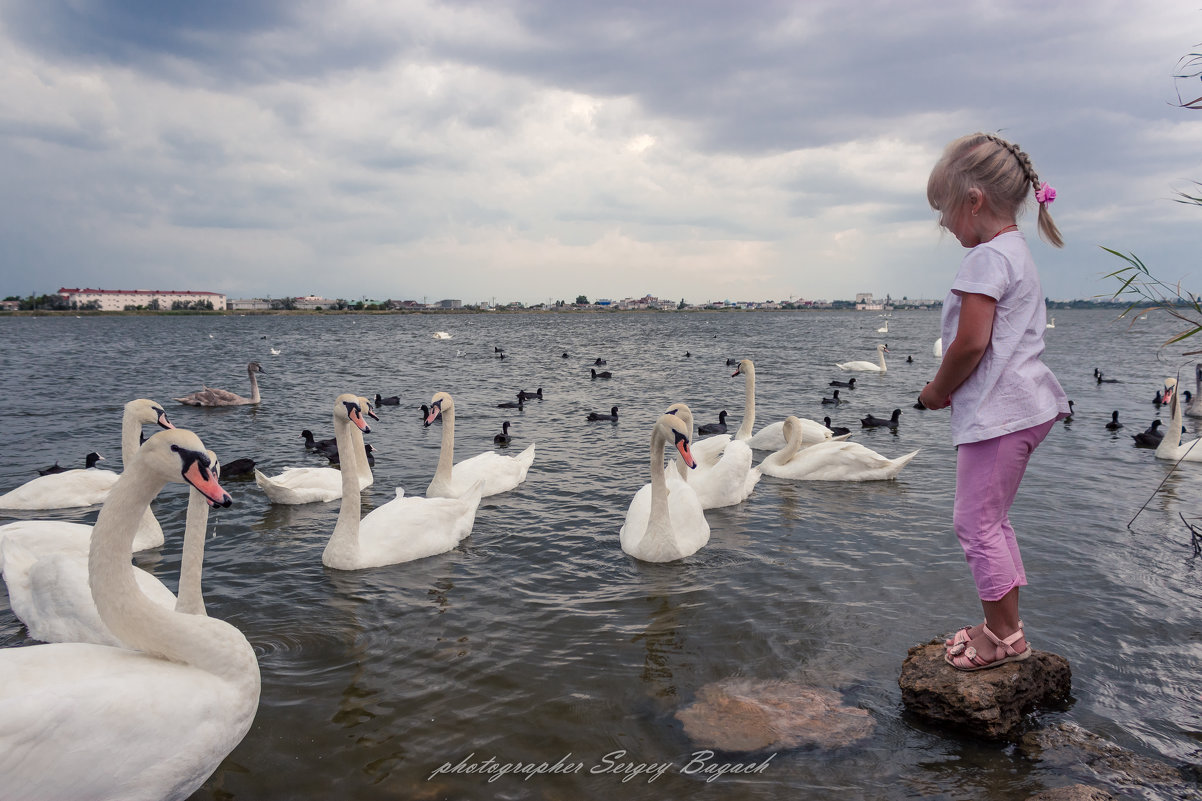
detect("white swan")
[425,392,535,499]
[758,416,920,481]
[0,399,174,560]
[1155,378,1202,462]
[835,344,889,372]
[1,452,218,646]
[934,337,943,360]
[0,462,118,510]
[666,403,760,509]
[0,400,175,513]
[877,321,889,334]
[1186,364,1202,419]
[322,395,484,570]
[255,396,375,503]
[731,359,843,450]
[0,428,259,801]
[620,413,710,562]
[174,361,264,406]
[1046,317,1055,329]
[432,331,453,339]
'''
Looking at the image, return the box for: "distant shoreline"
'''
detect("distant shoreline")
[0,302,1145,317]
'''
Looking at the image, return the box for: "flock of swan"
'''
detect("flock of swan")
[0,337,1058,800]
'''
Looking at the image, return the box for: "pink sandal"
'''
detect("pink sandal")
[946,619,1022,653]
[945,624,1031,671]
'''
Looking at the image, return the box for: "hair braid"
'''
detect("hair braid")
[931,132,1064,248]
[1007,141,1064,248]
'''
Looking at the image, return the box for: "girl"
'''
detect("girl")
[917,132,1070,671]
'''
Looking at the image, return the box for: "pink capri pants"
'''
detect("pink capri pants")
[953,418,1056,602]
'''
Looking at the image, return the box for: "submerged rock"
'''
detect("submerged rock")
[675,679,874,752]
[897,640,1071,739]
[1020,723,1199,799]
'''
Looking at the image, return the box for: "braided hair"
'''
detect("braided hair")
[927,132,1063,248]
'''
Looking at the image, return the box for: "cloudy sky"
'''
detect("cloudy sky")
[1,1,1199,305]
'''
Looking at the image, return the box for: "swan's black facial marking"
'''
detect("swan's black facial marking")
[424,399,443,427]
[153,406,175,430]
[342,400,371,433]
[672,429,696,469]
[172,444,233,507]
[172,444,213,482]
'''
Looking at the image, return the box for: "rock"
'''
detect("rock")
[1020,723,1199,799]
[1026,784,1116,801]
[675,679,874,752]
[897,639,1071,739]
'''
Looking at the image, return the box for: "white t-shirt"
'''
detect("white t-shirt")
[940,231,1069,445]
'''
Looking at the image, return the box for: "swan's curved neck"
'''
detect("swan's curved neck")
[434,405,456,484]
[89,463,256,688]
[878,348,888,370]
[648,426,671,532]
[778,424,804,462]
[735,366,755,440]
[352,421,373,485]
[325,413,363,563]
[1158,388,1184,457]
[120,406,143,465]
[175,488,211,616]
[247,368,261,404]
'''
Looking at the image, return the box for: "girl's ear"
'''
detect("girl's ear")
[967,188,986,217]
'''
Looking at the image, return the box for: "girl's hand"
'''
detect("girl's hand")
[919,382,951,410]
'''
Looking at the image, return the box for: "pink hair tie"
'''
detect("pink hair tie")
[1035,182,1056,204]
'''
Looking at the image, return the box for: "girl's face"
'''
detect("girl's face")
[940,201,977,248]
[938,190,991,249]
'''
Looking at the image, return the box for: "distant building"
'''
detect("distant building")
[854,292,887,311]
[293,295,339,310]
[58,287,226,311]
[0,300,18,312]
[229,298,272,310]
[437,299,462,309]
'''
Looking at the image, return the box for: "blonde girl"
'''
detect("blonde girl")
[918,132,1070,671]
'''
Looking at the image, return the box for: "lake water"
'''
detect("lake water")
[1,309,1200,800]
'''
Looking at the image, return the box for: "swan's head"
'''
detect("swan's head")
[879,344,890,353]
[248,361,264,374]
[1164,378,1178,411]
[357,396,380,422]
[425,392,453,426]
[334,393,371,434]
[665,402,694,432]
[127,398,176,431]
[142,429,232,508]
[732,358,754,378]
[656,413,696,469]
